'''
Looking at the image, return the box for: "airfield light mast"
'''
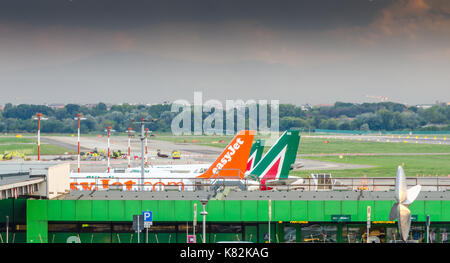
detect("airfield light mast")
[74,113,86,173]
[132,118,151,190]
[126,127,135,168]
[33,113,48,161]
[145,128,149,165]
[106,126,112,173]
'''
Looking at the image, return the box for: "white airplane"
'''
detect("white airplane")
[70,131,256,191]
[120,138,265,176]
[70,130,302,192]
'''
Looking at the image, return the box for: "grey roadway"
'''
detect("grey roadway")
[304,134,450,145]
[30,135,450,173]
[37,136,374,172]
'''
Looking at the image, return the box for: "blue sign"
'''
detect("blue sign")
[143,211,153,222]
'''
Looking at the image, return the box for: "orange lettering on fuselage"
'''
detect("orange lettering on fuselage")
[167,181,185,191]
[70,182,79,191]
[80,182,96,190]
[101,179,110,189]
[152,182,165,191]
[71,180,186,191]
[124,180,136,191]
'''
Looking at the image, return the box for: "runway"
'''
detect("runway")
[36,135,376,173]
[305,134,450,145]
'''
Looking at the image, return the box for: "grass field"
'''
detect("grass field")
[0,137,35,144]
[152,134,450,177]
[0,137,73,155]
[291,155,450,178]
[296,137,450,177]
[153,135,450,154]
[2,133,449,177]
[298,137,450,154]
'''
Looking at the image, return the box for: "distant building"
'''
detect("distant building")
[84,104,98,109]
[46,103,66,109]
[415,104,434,109]
[313,104,334,108]
[300,104,312,111]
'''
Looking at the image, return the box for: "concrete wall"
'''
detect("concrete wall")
[47,163,70,199]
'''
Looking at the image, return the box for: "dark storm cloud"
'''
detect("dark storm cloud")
[0,0,450,105]
[0,0,388,30]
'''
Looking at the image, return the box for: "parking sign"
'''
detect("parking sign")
[143,211,153,228]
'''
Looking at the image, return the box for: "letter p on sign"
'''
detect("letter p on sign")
[143,211,152,222]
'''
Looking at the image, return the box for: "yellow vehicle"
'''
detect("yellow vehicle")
[171,150,181,159]
[0,151,28,161]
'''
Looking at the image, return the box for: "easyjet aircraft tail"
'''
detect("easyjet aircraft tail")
[196,130,255,179]
[246,130,300,189]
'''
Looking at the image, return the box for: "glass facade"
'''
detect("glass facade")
[39,221,450,243]
[2,198,450,243]
[300,224,338,243]
[46,222,250,243]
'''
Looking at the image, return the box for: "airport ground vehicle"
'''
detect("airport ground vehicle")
[171,150,181,159]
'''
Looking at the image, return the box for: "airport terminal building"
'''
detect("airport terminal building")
[1,190,449,243]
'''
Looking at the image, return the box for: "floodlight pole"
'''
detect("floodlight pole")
[133,118,150,191]
[126,128,134,168]
[33,113,47,161]
[37,114,41,161]
[107,126,112,173]
[74,113,86,173]
[193,203,197,242]
[140,122,145,190]
[268,199,272,243]
[145,128,149,165]
[200,199,209,243]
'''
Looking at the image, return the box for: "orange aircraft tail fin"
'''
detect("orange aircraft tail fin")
[196,130,255,179]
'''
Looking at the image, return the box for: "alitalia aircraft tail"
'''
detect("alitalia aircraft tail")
[246,139,265,173]
[246,130,300,190]
[196,130,255,179]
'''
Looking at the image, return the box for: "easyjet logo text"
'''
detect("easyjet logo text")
[212,138,244,174]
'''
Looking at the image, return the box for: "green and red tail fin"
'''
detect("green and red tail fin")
[247,130,300,183]
[245,139,265,173]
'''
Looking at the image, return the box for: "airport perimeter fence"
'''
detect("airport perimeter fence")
[69,176,450,192]
[313,129,450,135]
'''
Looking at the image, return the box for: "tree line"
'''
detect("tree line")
[0,102,449,134]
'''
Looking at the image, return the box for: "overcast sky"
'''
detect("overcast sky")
[0,0,449,105]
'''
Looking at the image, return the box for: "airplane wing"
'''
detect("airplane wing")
[245,174,260,181]
[291,162,304,170]
[265,177,303,186]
